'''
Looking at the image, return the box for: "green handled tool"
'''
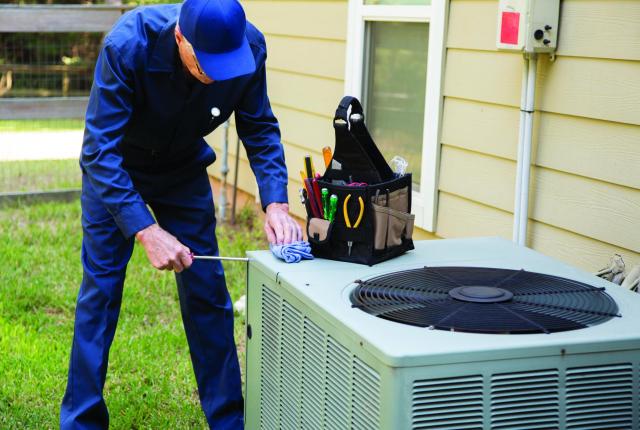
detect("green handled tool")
[321,188,329,219]
[328,194,338,222]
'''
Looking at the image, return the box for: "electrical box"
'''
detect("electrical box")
[497,0,560,53]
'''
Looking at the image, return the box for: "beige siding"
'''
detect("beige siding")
[440,0,640,271]
[449,0,640,61]
[205,0,640,273]
[206,0,348,220]
[438,192,638,271]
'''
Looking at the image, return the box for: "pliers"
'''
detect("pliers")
[343,194,364,256]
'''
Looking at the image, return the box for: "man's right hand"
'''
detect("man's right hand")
[135,224,193,272]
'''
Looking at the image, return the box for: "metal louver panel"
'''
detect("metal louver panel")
[260,286,281,430]
[301,318,325,428]
[260,285,381,429]
[352,358,381,430]
[566,363,633,430]
[325,337,351,428]
[412,375,483,430]
[281,301,303,429]
[491,369,559,429]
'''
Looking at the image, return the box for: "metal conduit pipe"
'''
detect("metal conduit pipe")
[218,120,230,222]
[513,54,538,246]
[513,56,529,242]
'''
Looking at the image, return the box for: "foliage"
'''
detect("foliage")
[0,199,266,428]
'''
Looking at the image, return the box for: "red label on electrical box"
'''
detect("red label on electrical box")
[500,11,520,45]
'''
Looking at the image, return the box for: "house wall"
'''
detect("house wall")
[205,0,348,220]
[207,0,640,271]
[439,0,640,271]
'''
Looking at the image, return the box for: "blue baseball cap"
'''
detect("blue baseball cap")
[179,0,256,81]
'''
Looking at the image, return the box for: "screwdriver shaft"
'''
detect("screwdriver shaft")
[192,255,249,262]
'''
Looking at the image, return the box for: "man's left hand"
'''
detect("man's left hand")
[264,202,302,245]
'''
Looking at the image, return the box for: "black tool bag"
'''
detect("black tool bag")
[305,96,415,265]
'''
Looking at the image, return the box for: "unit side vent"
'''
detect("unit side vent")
[280,301,303,429]
[566,363,633,430]
[325,336,351,428]
[260,285,381,430]
[260,286,282,430]
[491,369,559,429]
[353,358,381,430]
[412,375,483,430]
[301,318,325,428]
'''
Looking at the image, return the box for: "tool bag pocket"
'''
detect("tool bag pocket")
[307,217,332,244]
[311,182,374,265]
[370,181,414,251]
[372,203,415,250]
[307,96,414,265]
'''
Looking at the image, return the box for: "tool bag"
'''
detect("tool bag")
[305,96,415,265]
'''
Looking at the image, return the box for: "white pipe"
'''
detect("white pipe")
[219,120,230,222]
[516,54,538,246]
[513,56,529,242]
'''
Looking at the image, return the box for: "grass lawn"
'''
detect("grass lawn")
[0,159,81,193]
[0,119,84,133]
[0,199,266,429]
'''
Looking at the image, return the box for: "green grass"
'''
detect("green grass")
[0,200,266,429]
[0,119,84,132]
[0,159,81,193]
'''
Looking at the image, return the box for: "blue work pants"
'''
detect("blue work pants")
[60,171,243,429]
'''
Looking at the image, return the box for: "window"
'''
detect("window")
[344,0,447,231]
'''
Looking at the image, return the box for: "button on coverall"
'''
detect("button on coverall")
[60,5,288,429]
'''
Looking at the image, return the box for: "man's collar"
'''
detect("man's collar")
[148,19,180,73]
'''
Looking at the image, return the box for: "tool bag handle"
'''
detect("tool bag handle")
[329,96,394,184]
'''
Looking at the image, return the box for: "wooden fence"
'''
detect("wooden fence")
[0,4,132,120]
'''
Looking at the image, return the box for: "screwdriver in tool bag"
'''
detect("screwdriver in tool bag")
[328,194,338,222]
[322,146,332,169]
[321,188,329,219]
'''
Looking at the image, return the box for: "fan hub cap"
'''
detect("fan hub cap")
[449,286,514,303]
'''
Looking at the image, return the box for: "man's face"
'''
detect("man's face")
[175,26,214,85]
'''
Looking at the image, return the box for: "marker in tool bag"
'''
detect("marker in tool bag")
[304,155,315,178]
[311,178,324,216]
[304,178,321,218]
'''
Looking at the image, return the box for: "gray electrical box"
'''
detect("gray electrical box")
[497,0,560,53]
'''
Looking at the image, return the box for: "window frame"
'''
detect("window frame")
[344,0,448,232]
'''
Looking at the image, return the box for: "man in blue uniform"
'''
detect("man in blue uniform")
[60,0,301,428]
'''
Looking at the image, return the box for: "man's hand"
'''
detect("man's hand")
[135,224,193,272]
[264,202,302,245]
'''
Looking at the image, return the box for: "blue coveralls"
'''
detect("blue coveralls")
[60,5,288,429]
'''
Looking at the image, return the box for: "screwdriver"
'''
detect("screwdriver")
[321,188,329,219]
[191,253,250,262]
[328,194,338,222]
[322,146,332,169]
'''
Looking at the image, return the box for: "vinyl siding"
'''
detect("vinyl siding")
[206,0,640,271]
[205,0,347,220]
[440,0,640,270]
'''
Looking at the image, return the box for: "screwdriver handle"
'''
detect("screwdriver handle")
[322,146,332,169]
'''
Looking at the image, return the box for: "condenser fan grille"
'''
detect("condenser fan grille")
[350,267,620,334]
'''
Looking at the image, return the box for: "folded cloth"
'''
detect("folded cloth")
[270,241,314,263]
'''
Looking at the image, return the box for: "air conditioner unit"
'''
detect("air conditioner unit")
[244,237,640,430]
